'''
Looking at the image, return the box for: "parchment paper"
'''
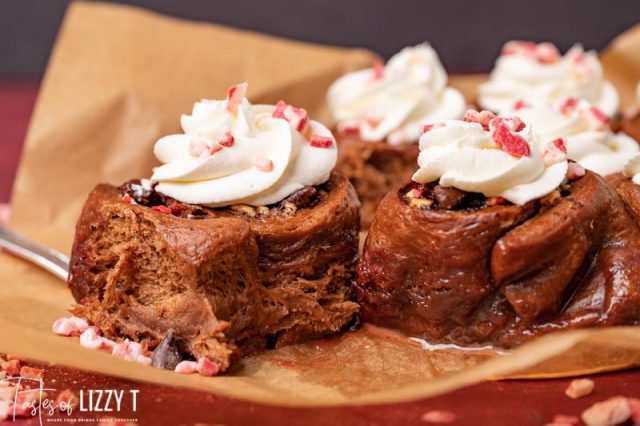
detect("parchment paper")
[3,0,640,407]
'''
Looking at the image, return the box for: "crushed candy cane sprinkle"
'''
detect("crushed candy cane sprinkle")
[52,316,220,377]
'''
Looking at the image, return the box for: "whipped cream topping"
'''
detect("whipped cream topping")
[327,44,466,145]
[624,154,640,185]
[478,41,619,116]
[151,83,337,207]
[512,99,638,176]
[412,111,569,205]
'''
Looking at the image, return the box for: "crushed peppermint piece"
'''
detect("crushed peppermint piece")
[135,355,152,366]
[581,396,632,426]
[406,188,423,199]
[0,360,20,377]
[226,82,248,113]
[421,410,456,424]
[584,106,610,130]
[567,162,586,180]
[55,389,79,411]
[52,316,89,337]
[502,41,560,64]
[253,155,274,172]
[542,138,568,166]
[548,414,580,426]
[80,327,105,350]
[310,135,333,148]
[112,340,144,362]
[217,130,235,147]
[565,378,595,400]
[560,97,579,115]
[19,366,43,379]
[536,42,562,64]
[122,194,136,205]
[422,122,445,134]
[151,205,172,215]
[174,360,198,374]
[272,100,310,133]
[513,100,529,110]
[337,121,361,136]
[463,110,496,131]
[372,59,385,80]
[196,358,220,377]
[189,139,209,157]
[489,117,531,157]
[486,196,507,206]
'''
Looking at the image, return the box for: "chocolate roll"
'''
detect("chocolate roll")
[357,110,640,348]
[67,83,360,372]
[357,172,640,348]
[327,44,466,228]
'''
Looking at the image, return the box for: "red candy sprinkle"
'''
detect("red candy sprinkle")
[338,123,360,136]
[490,117,531,157]
[253,155,274,172]
[310,135,333,148]
[169,204,182,215]
[372,60,385,80]
[421,122,445,134]
[1,359,20,376]
[122,194,134,204]
[151,205,172,215]
[196,358,220,377]
[406,188,423,198]
[502,41,560,64]
[209,144,223,156]
[560,97,579,115]
[272,100,309,133]
[226,82,248,113]
[588,106,610,124]
[217,131,235,148]
[421,410,456,424]
[463,110,496,131]
[513,100,529,110]
[19,366,44,379]
[550,414,580,426]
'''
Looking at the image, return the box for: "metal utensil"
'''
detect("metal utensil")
[0,226,69,281]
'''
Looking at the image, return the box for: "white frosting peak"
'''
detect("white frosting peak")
[478,42,619,116]
[624,154,640,185]
[511,99,638,176]
[151,83,337,207]
[412,111,569,205]
[327,44,466,144]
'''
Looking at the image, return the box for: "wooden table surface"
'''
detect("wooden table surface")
[1,80,639,426]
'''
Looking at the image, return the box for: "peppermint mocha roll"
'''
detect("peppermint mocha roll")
[357,110,640,348]
[69,83,360,372]
[328,44,466,227]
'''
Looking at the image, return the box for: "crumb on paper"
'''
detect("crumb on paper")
[581,396,632,426]
[421,410,456,423]
[565,378,595,399]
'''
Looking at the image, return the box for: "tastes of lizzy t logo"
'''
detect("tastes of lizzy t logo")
[1,376,139,425]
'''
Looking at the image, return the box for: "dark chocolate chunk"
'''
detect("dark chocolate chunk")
[151,329,184,370]
[280,186,318,209]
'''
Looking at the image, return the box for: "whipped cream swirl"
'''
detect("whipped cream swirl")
[512,99,638,176]
[327,44,466,145]
[624,154,640,185]
[478,41,619,116]
[412,111,569,205]
[151,83,337,207]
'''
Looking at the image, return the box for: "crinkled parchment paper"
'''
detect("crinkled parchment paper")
[2,1,640,407]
